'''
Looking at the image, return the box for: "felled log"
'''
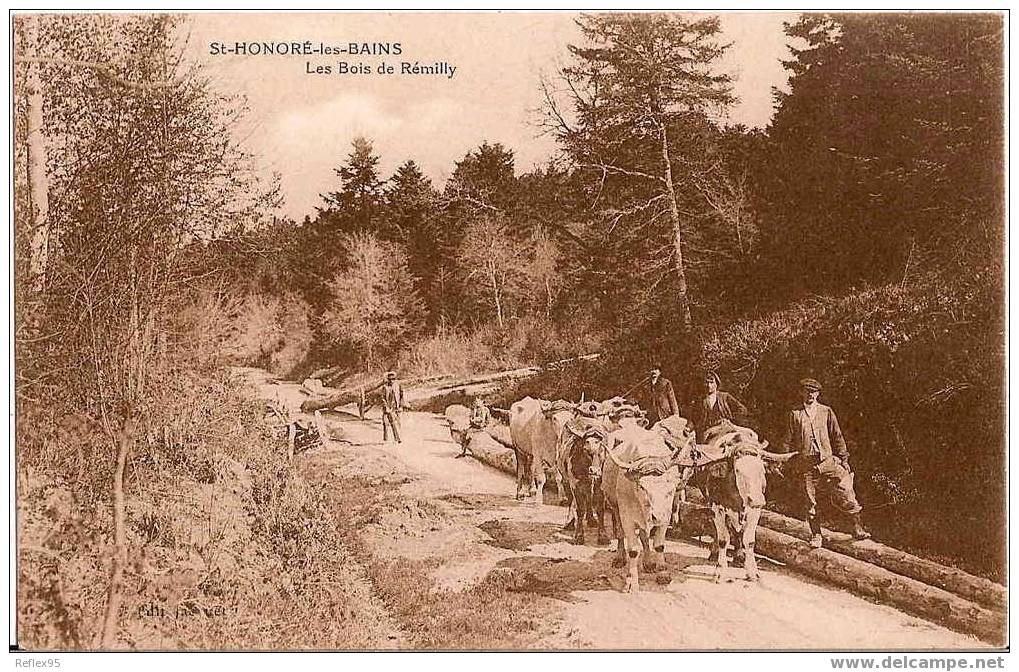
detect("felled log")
[675,501,1004,645]
[755,509,1006,612]
[679,488,1005,613]
[300,387,366,413]
[543,352,601,369]
[452,429,515,475]
[484,424,514,450]
[433,365,542,391]
[403,384,504,413]
[431,353,601,392]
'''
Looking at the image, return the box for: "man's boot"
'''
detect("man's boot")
[808,516,823,549]
[851,513,872,541]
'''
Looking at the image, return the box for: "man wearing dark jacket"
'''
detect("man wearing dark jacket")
[380,371,403,444]
[695,371,749,438]
[648,367,680,425]
[781,377,870,548]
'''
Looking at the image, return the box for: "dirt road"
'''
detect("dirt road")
[245,371,986,650]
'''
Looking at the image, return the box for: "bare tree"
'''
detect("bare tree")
[321,233,425,370]
[456,216,531,328]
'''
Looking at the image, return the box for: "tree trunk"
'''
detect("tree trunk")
[96,418,137,649]
[756,508,1006,612]
[23,16,49,289]
[490,261,504,328]
[659,125,692,332]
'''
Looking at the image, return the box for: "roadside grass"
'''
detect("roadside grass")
[357,553,557,650]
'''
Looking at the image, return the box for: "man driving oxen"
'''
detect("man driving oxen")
[694,371,749,439]
[781,377,871,548]
[647,366,680,425]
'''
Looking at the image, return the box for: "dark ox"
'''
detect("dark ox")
[557,416,612,544]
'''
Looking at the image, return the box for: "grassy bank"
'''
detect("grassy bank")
[16,372,397,650]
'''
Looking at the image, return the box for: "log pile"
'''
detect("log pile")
[674,501,1004,645]
[755,509,1006,612]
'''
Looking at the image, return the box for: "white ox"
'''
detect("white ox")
[679,421,797,582]
[601,420,697,593]
[508,397,575,501]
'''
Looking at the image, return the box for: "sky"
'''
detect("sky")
[180,12,799,220]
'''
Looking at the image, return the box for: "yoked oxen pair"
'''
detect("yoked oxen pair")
[681,420,797,582]
[600,415,699,593]
[555,400,647,545]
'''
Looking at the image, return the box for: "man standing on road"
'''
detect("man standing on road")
[381,371,403,444]
[457,397,491,458]
[648,366,680,426]
[781,377,871,548]
[695,371,749,439]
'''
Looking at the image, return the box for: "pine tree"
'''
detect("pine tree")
[319,136,385,235]
[543,13,734,332]
[385,160,444,322]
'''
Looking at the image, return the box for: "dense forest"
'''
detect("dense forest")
[14,12,1004,648]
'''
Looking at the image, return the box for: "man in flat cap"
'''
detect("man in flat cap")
[380,371,403,444]
[781,377,870,548]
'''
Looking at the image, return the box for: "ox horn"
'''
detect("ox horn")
[759,448,798,462]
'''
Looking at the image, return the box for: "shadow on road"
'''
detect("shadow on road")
[489,547,708,601]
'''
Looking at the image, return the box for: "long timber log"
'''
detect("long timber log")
[460,429,1004,645]
[755,510,1006,612]
[300,353,599,414]
[672,488,1006,613]
[300,388,365,413]
[432,366,542,391]
[484,424,514,450]
[674,501,1003,645]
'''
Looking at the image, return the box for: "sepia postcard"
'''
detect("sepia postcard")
[9,8,1008,659]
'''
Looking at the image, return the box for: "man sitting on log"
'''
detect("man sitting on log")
[781,377,871,548]
[456,397,491,458]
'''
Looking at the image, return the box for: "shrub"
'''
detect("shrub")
[221,292,313,378]
[399,316,604,379]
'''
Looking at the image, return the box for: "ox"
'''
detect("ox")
[683,421,796,582]
[601,421,698,593]
[507,397,576,501]
[556,415,613,544]
[557,400,650,540]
